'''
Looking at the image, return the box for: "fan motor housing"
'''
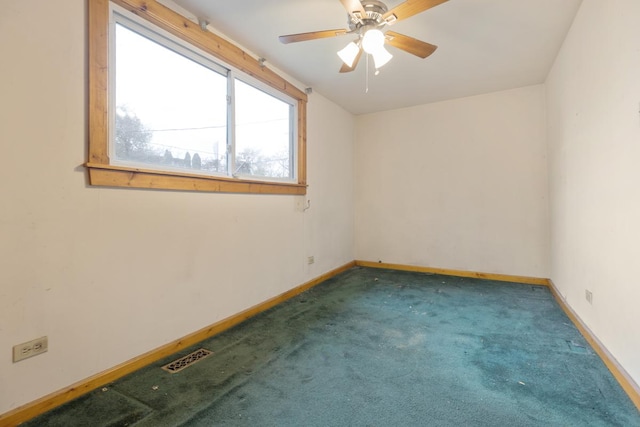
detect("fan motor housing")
[348,0,389,31]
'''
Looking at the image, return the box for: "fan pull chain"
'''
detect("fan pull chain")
[365,54,369,93]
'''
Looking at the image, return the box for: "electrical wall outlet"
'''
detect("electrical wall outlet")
[13,336,48,363]
[307,256,315,265]
[585,290,593,305]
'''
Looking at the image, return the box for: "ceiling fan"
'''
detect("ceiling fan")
[279,0,448,73]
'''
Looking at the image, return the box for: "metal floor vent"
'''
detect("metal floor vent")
[162,348,213,373]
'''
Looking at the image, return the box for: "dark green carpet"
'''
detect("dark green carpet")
[24,267,640,426]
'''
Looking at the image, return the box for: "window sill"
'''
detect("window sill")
[86,163,307,195]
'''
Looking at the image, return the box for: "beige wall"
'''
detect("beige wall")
[0,0,354,413]
[546,0,640,386]
[354,85,550,278]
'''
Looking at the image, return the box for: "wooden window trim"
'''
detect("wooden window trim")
[88,0,308,195]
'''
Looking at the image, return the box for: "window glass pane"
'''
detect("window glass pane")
[114,23,228,173]
[234,79,292,179]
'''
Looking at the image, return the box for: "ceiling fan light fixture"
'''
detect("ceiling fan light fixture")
[361,28,385,54]
[372,46,393,69]
[279,0,448,74]
[337,41,360,67]
[361,28,392,69]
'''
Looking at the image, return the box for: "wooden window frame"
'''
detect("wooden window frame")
[88,0,307,195]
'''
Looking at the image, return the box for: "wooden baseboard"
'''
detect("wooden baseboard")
[0,261,356,426]
[355,260,550,286]
[547,280,640,411]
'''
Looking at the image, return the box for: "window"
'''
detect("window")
[88,0,307,195]
[234,79,294,180]
[113,21,229,175]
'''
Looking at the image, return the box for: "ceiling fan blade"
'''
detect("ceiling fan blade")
[340,0,367,20]
[339,47,363,73]
[383,0,448,24]
[385,31,437,58]
[279,29,348,44]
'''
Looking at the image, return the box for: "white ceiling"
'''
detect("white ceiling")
[168,0,582,115]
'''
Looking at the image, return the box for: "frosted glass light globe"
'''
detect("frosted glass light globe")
[362,29,385,54]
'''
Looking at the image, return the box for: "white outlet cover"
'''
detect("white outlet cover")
[13,336,48,363]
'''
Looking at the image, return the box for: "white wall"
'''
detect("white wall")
[355,86,550,278]
[0,0,354,413]
[546,0,640,386]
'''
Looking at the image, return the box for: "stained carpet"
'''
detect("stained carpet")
[23,267,640,426]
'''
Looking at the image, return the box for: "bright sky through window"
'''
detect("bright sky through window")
[235,79,292,178]
[115,23,228,173]
[114,21,294,179]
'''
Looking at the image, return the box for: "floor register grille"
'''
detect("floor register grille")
[161,348,212,373]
